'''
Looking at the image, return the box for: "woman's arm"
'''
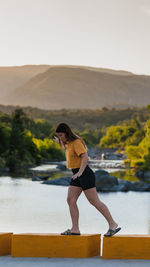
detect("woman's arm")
[72,152,89,180]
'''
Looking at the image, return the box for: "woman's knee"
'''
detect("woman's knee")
[67,186,82,205]
[67,196,77,206]
[87,195,102,206]
[87,197,97,206]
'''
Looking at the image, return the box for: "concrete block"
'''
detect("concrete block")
[11,233,101,258]
[0,232,13,255]
[102,235,150,259]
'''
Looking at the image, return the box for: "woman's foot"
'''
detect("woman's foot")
[104,222,121,237]
[109,222,118,231]
[61,229,81,235]
[70,228,80,234]
[104,227,121,237]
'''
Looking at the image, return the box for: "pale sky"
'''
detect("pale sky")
[0,0,150,75]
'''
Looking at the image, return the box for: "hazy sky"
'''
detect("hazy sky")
[0,0,150,75]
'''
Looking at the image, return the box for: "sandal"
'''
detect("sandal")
[104,227,121,237]
[61,229,81,235]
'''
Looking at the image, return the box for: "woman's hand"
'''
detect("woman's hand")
[53,136,60,144]
[53,135,65,148]
[72,172,82,180]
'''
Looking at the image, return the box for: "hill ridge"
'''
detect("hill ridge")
[0,65,150,110]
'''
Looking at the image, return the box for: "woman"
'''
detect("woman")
[53,123,121,237]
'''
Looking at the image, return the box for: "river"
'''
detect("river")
[0,161,149,235]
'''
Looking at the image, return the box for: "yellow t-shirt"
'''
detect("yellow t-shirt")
[65,139,87,169]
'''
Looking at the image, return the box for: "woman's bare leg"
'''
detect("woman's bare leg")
[84,187,118,230]
[67,186,82,233]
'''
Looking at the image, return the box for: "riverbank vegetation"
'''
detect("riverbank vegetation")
[0,105,150,172]
[0,109,65,172]
[99,110,150,171]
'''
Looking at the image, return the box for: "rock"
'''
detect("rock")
[115,179,131,192]
[136,170,144,179]
[128,181,150,191]
[100,183,130,192]
[42,177,71,186]
[136,170,150,182]
[32,176,43,181]
[96,179,150,192]
[96,180,130,192]
[143,171,150,180]
[95,169,118,191]
[32,175,50,181]
[95,169,110,177]
[95,173,150,192]
[56,164,67,170]
[39,167,150,192]
[111,184,128,192]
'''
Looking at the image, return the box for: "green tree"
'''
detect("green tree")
[0,123,11,155]
[125,120,150,170]
[7,109,31,171]
[33,138,65,160]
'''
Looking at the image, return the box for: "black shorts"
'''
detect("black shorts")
[70,165,96,191]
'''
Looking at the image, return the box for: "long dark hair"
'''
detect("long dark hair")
[55,123,87,149]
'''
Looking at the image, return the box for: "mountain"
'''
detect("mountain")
[0,65,50,98]
[1,65,150,110]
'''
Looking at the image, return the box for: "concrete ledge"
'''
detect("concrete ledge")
[11,233,101,258]
[102,235,150,259]
[0,233,13,255]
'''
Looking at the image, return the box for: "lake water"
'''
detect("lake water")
[0,167,150,235]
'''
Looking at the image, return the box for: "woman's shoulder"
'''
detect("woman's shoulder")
[67,139,82,146]
[73,138,82,144]
[73,138,86,148]
[68,138,85,146]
